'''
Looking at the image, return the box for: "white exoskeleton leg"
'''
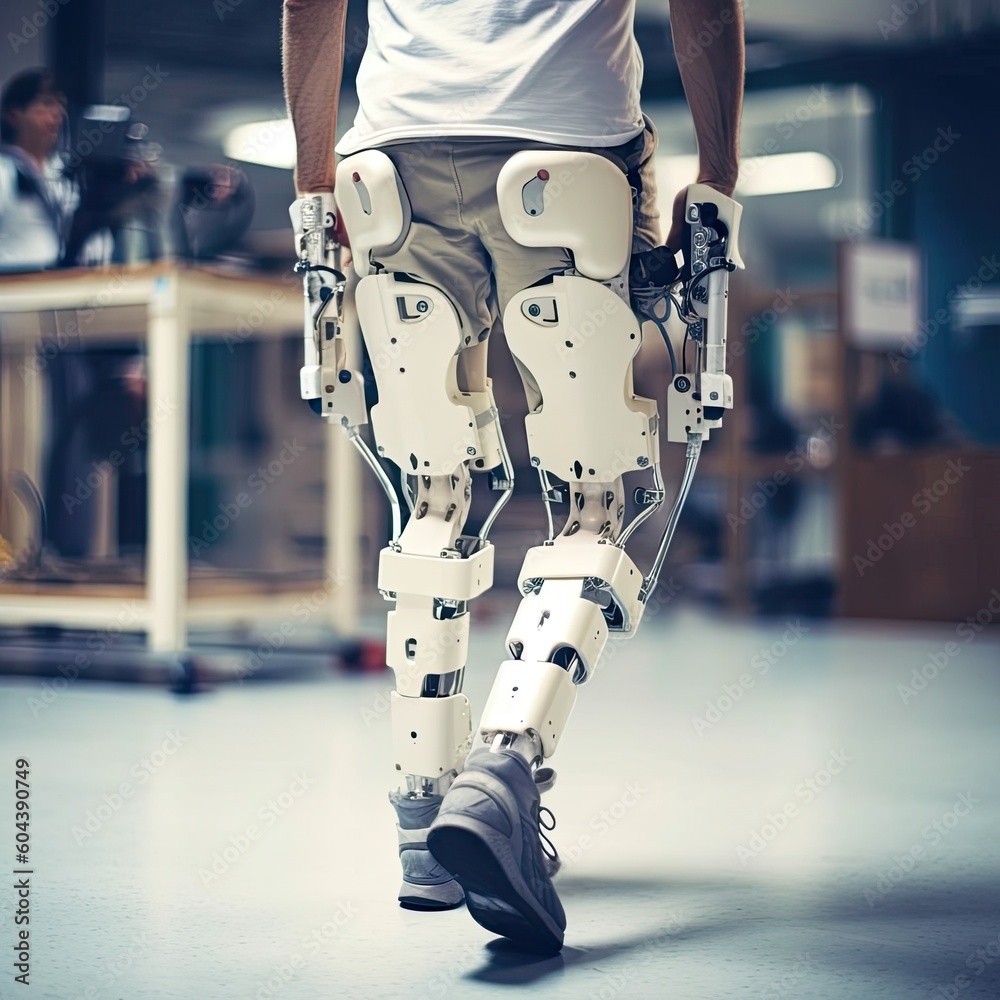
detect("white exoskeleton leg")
[477,152,744,761]
[319,150,515,797]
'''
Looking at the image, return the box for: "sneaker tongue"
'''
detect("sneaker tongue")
[533,767,556,795]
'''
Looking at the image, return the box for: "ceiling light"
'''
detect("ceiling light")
[655,150,839,200]
[737,151,839,196]
[223,118,295,169]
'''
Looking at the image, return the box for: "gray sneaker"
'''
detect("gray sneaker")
[426,749,566,953]
[389,791,465,911]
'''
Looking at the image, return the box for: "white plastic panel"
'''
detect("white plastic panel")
[335,150,411,277]
[497,151,632,280]
[386,598,470,696]
[390,692,472,779]
[506,579,607,681]
[479,659,578,759]
[517,540,644,632]
[378,544,494,602]
[504,275,657,480]
[355,275,479,476]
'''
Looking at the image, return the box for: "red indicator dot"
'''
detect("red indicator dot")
[537,169,549,181]
[352,171,360,182]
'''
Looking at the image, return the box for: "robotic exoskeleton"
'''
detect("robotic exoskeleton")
[291,149,743,810]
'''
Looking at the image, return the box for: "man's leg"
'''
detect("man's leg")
[426,141,661,953]
[345,144,516,910]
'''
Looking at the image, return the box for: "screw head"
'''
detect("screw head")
[416,300,429,313]
[710,391,719,400]
[637,456,649,468]
[528,303,541,317]
[466,446,476,455]
[530,456,540,467]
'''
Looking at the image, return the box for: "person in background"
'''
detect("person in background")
[0,68,77,272]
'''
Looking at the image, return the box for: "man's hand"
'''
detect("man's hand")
[665,177,735,251]
[290,191,350,266]
[332,209,350,250]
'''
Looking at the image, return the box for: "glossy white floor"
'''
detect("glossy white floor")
[1,606,999,1000]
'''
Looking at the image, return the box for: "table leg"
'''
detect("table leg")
[146,273,190,654]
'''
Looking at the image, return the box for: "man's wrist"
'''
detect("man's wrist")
[697,173,739,198]
[295,184,334,198]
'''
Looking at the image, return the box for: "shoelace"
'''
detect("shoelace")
[537,805,558,863]
[531,766,559,866]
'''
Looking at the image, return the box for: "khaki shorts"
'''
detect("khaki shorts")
[372,116,661,344]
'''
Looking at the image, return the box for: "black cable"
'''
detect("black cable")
[682,260,736,318]
[652,315,678,377]
[632,285,678,378]
[295,261,346,282]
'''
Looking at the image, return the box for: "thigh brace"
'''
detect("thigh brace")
[336,150,506,480]
[496,151,659,484]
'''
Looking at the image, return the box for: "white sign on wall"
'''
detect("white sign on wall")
[841,241,921,350]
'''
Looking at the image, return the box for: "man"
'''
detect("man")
[283,0,744,953]
[0,68,76,271]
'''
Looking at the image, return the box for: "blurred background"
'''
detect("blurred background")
[2,4,1000,1000]
[1,0,998,675]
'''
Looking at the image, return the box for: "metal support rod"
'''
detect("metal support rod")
[704,269,729,376]
[478,409,516,543]
[617,461,665,548]
[537,467,556,542]
[348,427,402,545]
[640,434,702,603]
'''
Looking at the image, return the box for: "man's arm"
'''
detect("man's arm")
[282,0,349,195]
[665,0,745,248]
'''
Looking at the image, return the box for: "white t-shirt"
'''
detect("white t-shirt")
[336,0,644,155]
[0,149,76,272]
